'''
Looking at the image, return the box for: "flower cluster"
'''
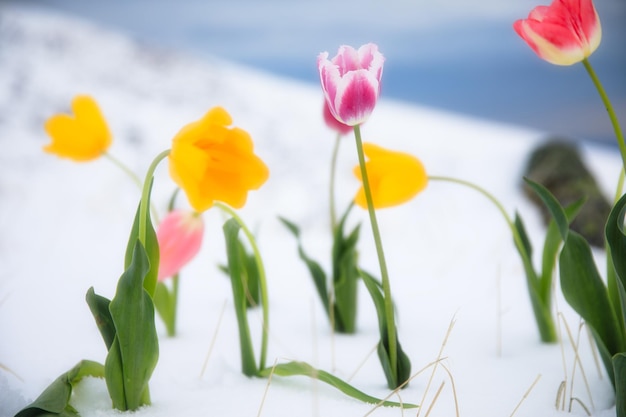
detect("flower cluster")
[18,0,626,415]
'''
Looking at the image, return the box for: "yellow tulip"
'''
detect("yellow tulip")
[43,95,112,162]
[354,143,427,209]
[169,107,269,212]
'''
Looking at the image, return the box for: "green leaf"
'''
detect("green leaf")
[360,270,412,389]
[606,193,626,329]
[613,352,626,417]
[15,360,104,417]
[331,206,361,333]
[514,188,584,344]
[513,211,557,343]
[223,218,258,377]
[124,185,160,297]
[85,287,115,351]
[153,281,176,336]
[258,361,418,409]
[560,231,626,384]
[106,240,159,411]
[539,199,585,293]
[242,241,261,308]
[220,238,261,308]
[523,177,570,240]
[513,213,533,263]
[279,217,330,314]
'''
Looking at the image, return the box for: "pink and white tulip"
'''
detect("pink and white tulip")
[318,43,384,126]
[156,209,204,281]
[514,0,601,66]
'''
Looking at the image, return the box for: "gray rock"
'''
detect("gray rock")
[523,139,612,248]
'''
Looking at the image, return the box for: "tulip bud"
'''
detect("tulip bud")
[353,143,427,209]
[156,210,204,280]
[318,43,384,126]
[44,95,112,162]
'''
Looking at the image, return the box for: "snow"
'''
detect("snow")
[0,5,621,417]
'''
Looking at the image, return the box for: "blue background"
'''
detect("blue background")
[7,0,626,144]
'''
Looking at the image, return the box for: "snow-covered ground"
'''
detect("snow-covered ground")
[0,5,621,417]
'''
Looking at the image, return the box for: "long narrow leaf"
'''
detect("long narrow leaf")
[106,240,159,410]
[539,199,585,294]
[560,231,625,384]
[613,353,626,417]
[606,193,626,330]
[523,177,570,240]
[258,361,418,409]
[124,183,159,296]
[279,217,330,314]
[153,281,174,333]
[517,183,585,344]
[513,213,533,264]
[85,287,115,351]
[360,270,412,389]
[223,218,258,376]
[331,209,360,333]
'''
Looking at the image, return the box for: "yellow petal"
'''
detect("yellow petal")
[169,106,269,212]
[43,95,112,162]
[354,143,427,209]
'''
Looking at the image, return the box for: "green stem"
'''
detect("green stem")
[138,150,170,248]
[166,275,180,337]
[329,133,341,232]
[215,202,269,371]
[429,175,557,342]
[352,124,397,383]
[105,152,161,224]
[583,59,626,171]
[105,153,143,187]
[429,176,515,229]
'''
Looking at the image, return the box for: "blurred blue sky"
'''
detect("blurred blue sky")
[6,0,626,144]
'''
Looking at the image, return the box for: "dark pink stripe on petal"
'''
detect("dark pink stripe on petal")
[336,71,378,125]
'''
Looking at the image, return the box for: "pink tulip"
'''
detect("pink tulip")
[322,100,353,135]
[156,210,204,281]
[318,43,384,126]
[514,0,601,66]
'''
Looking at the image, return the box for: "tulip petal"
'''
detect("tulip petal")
[43,95,112,162]
[157,210,204,280]
[318,43,384,126]
[169,106,269,213]
[514,0,601,66]
[354,143,427,209]
[334,70,379,126]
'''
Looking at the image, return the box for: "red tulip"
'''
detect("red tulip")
[514,0,601,66]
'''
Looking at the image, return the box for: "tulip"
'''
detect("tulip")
[353,143,427,209]
[318,43,384,126]
[322,100,353,136]
[156,210,204,281]
[44,95,112,161]
[513,0,601,66]
[169,107,269,213]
